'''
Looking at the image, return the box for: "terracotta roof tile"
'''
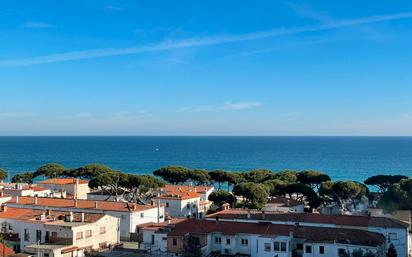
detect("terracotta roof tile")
[207,209,408,228]
[39,178,89,185]
[7,196,156,212]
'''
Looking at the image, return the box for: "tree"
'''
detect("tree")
[34,163,65,178]
[282,182,321,210]
[232,182,268,209]
[0,169,7,182]
[187,169,210,185]
[297,170,331,191]
[87,167,128,201]
[324,181,368,209]
[209,170,227,189]
[153,166,190,184]
[387,243,397,257]
[123,174,165,203]
[244,169,275,183]
[208,190,236,207]
[225,172,244,191]
[11,172,34,184]
[274,170,299,183]
[263,179,288,196]
[364,175,408,193]
[378,179,412,211]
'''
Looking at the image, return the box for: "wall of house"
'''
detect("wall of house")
[368,226,408,257]
[158,197,200,218]
[249,235,291,257]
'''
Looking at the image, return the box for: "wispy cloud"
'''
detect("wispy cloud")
[166,101,262,113]
[0,112,34,119]
[402,113,412,120]
[2,11,412,67]
[20,21,54,29]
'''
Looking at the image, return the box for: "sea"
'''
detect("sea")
[0,136,411,182]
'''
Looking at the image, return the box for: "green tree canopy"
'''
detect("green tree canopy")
[322,181,368,208]
[153,166,190,184]
[232,182,269,209]
[274,170,298,183]
[209,170,227,189]
[0,169,7,181]
[244,169,275,183]
[297,170,331,190]
[208,190,236,207]
[11,172,35,184]
[187,169,210,185]
[364,175,408,193]
[34,163,65,178]
[263,179,288,196]
[378,178,412,212]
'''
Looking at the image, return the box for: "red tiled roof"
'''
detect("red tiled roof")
[21,186,49,192]
[207,209,408,229]
[168,219,293,237]
[163,185,212,194]
[138,218,186,232]
[0,207,104,223]
[154,191,200,200]
[6,196,156,212]
[39,178,89,185]
[294,226,385,247]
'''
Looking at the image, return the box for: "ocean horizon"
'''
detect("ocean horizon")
[1,136,411,182]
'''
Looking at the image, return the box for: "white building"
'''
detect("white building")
[0,206,119,257]
[3,184,52,198]
[207,209,409,257]
[263,197,304,213]
[139,218,385,257]
[5,196,165,241]
[152,185,214,219]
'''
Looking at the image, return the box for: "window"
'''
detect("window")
[172,238,177,246]
[99,227,106,234]
[140,213,144,218]
[44,254,49,257]
[305,245,312,253]
[226,238,231,245]
[319,246,325,254]
[241,239,248,245]
[338,249,346,256]
[162,237,167,241]
[85,230,92,238]
[296,243,303,250]
[215,237,221,244]
[151,235,155,245]
[36,230,42,242]
[281,242,287,252]
[274,242,280,251]
[76,232,83,240]
[264,243,271,252]
[24,229,29,241]
[187,203,190,209]
[166,202,169,207]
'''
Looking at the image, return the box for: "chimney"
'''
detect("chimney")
[46,209,51,216]
[262,210,266,220]
[69,212,74,222]
[0,191,3,197]
[1,205,7,212]
[74,199,78,207]
[289,229,294,239]
[94,201,98,209]
[34,196,38,204]
[247,210,251,219]
[16,196,19,204]
[81,212,85,222]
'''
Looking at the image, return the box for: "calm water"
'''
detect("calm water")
[0,136,411,182]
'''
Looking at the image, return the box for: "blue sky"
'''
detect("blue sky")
[1,0,412,136]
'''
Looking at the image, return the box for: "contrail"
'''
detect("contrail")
[1,11,412,67]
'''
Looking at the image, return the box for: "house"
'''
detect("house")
[3,185,52,198]
[5,196,165,241]
[152,185,214,219]
[139,218,385,257]
[0,206,119,257]
[39,178,90,199]
[263,197,304,213]
[207,209,410,257]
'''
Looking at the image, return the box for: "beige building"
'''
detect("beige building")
[39,178,90,199]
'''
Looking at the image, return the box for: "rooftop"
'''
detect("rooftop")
[207,209,409,229]
[6,196,157,212]
[163,184,213,194]
[39,178,89,185]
